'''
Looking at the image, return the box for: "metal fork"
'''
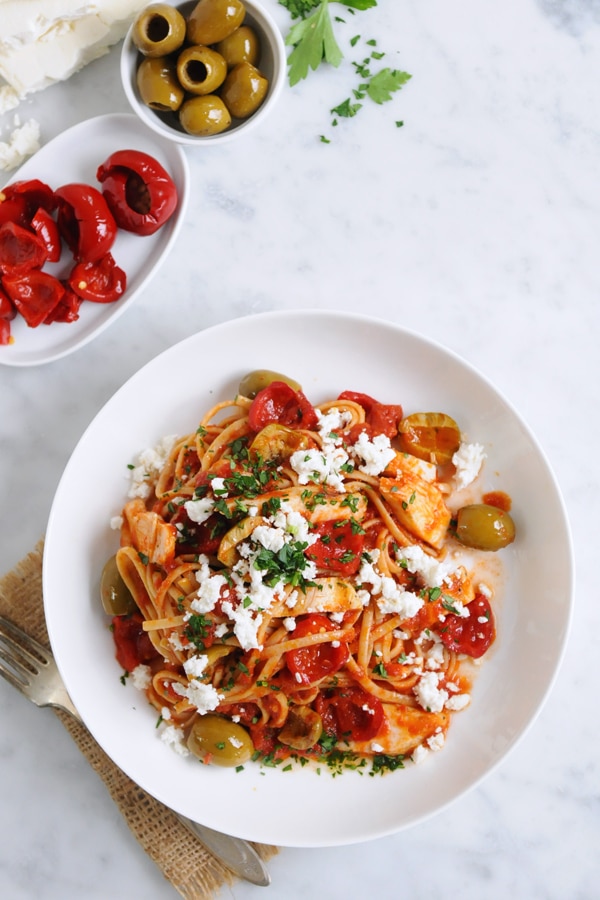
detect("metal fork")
[0,614,270,887]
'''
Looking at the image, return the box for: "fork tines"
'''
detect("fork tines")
[0,616,49,692]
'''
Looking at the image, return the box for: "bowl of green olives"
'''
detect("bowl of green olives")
[121,0,286,143]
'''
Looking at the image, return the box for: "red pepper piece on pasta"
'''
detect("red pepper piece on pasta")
[2,270,65,327]
[97,149,178,236]
[315,686,384,742]
[285,613,350,687]
[437,592,495,659]
[111,612,159,673]
[248,381,319,432]
[0,221,48,275]
[68,252,126,303]
[30,207,62,262]
[55,183,117,262]
[338,390,403,439]
[306,519,364,576]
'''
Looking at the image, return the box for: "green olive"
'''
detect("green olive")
[187,714,254,766]
[179,94,232,135]
[187,0,245,45]
[455,504,516,551]
[215,25,260,69]
[176,44,227,95]
[131,3,187,56]
[278,707,323,751]
[100,555,137,616]
[220,61,268,119]
[136,56,184,111]
[238,369,301,399]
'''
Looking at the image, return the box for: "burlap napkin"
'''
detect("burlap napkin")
[0,541,278,899]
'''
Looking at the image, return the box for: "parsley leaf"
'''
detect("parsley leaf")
[286,1,343,86]
[366,67,412,104]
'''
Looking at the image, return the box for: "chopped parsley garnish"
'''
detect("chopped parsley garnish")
[253,541,317,590]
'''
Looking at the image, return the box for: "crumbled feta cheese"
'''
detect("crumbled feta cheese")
[159,724,189,756]
[396,544,457,587]
[173,679,222,714]
[478,582,492,598]
[229,736,244,749]
[253,524,286,552]
[414,672,449,713]
[183,654,209,679]
[452,442,486,490]
[350,431,395,476]
[427,731,446,751]
[283,617,296,631]
[127,435,177,499]
[316,407,353,438]
[445,693,471,711]
[184,496,215,524]
[130,664,152,691]
[411,744,429,765]
[371,743,384,753]
[110,515,123,530]
[290,445,350,491]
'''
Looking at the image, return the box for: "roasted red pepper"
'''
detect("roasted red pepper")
[68,252,127,303]
[43,284,83,325]
[30,207,62,263]
[0,288,16,344]
[97,149,178,236]
[2,270,65,327]
[1,179,57,216]
[55,183,117,263]
[0,221,48,276]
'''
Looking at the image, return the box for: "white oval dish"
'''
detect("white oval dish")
[0,113,189,367]
[43,310,574,847]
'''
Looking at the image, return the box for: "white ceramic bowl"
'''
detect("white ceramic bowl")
[43,310,574,848]
[120,0,286,145]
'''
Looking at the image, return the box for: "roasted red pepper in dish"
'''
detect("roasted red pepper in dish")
[30,207,62,262]
[338,391,404,439]
[43,285,83,325]
[0,288,16,344]
[2,270,65,327]
[68,253,127,303]
[55,183,117,263]
[1,178,57,216]
[97,149,178,236]
[248,381,319,431]
[0,221,48,275]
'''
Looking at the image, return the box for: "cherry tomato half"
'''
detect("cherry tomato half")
[55,183,117,263]
[0,221,48,275]
[437,592,495,659]
[338,391,403,439]
[97,149,178,236]
[306,519,365,576]
[315,686,384,742]
[286,613,349,686]
[68,253,126,303]
[248,381,319,432]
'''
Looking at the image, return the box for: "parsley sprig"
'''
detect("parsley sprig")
[281,0,378,86]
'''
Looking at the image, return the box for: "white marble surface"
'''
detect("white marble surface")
[0,0,598,897]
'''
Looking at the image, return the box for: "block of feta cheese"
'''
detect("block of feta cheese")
[0,0,149,113]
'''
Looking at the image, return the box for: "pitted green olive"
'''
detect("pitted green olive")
[187,714,254,766]
[221,61,268,119]
[177,44,227,95]
[136,57,184,111]
[132,4,187,57]
[215,25,260,69]
[100,555,137,616]
[238,369,301,399]
[455,504,516,551]
[179,94,232,134]
[278,707,323,751]
[187,0,245,45]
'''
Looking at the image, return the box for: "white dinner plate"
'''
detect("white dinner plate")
[43,310,574,847]
[0,113,189,367]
